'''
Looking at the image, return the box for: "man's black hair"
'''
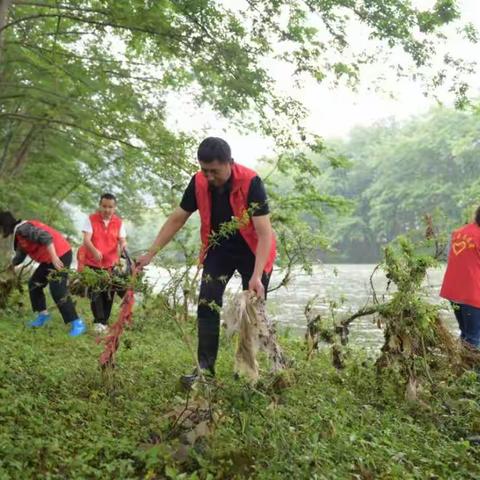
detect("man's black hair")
[197,137,232,164]
[0,211,19,237]
[100,193,117,203]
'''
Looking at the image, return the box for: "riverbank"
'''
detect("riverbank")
[1,300,479,479]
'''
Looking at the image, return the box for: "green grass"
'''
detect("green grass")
[1,298,480,479]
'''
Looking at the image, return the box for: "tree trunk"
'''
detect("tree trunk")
[9,124,38,176]
[0,0,13,69]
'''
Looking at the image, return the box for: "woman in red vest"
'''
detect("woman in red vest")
[0,211,86,336]
[81,193,127,333]
[137,137,276,385]
[440,207,480,348]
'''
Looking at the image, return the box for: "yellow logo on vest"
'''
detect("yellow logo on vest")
[452,233,476,256]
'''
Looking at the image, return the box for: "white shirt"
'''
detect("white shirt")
[82,217,126,238]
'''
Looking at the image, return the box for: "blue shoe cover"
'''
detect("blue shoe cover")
[29,312,51,328]
[69,318,87,337]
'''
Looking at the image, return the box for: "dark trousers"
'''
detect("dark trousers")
[452,302,480,348]
[28,250,78,324]
[88,268,125,325]
[197,246,270,372]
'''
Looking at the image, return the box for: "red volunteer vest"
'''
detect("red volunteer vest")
[83,213,123,269]
[195,163,276,273]
[440,223,480,308]
[15,220,71,264]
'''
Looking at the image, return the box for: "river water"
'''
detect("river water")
[145,264,458,349]
[267,264,457,348]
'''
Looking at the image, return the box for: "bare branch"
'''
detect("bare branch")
[341,307,379,328]
[369,263,381,305]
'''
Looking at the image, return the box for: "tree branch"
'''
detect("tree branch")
[0,81,77,100]
[9,123,40,176]
[0,12,185,40]
[268,235,296,293]
[0,112,141,148]
[369,263,381,305]
[341,307,379,328]
[12,0,109,16]
[33,29,93,36]
[18,41,95,88]
[6,39,149,67]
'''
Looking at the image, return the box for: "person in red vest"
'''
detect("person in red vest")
[137,137,276,385]
[81,193,127,333]
[0,211,86,336]
[440,208,480,349]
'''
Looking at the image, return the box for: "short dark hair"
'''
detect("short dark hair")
[0,211,19,236]
[475,206,480,226]
[197,137,232,164]
[100,193,117,203]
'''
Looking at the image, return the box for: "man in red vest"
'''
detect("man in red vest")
[0,211,86,336]
[137,137,276,384]
[440,207,480,348]
[81,193,127,333]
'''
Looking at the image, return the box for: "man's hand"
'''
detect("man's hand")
[136,252,154,270]
[51,255,64,271]
[93,249,103,262]
[248,275,265,298]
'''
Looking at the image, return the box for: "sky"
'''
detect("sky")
[164,0,480,167]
